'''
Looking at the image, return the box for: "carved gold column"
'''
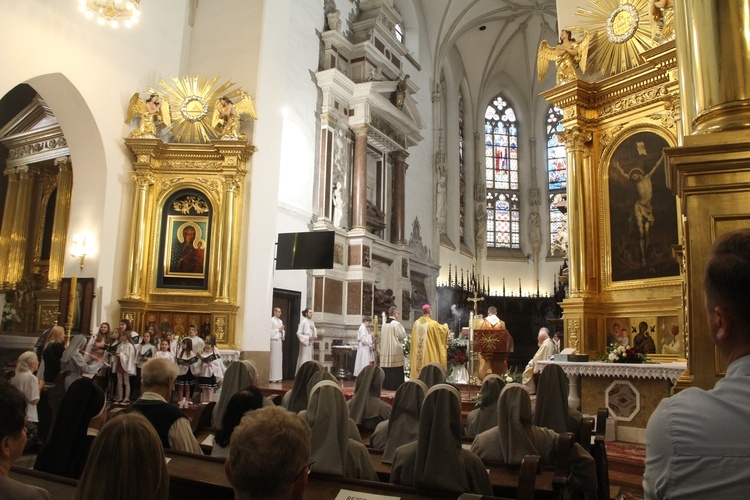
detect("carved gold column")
[390,150,407,244]
[559,127,592,297]
[6,165,37,284]
[665,0,750,389]
[47,156,72,288]
[125,171,154,299]
[217,175,241,302]
[0,171,21,286]
[675,1,750,134]
[351,125,368,230]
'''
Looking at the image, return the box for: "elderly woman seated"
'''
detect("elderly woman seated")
[533,364,583,439]
[369,379,427,463]
[465,374,505,438]
[391,384,493,495]
[347,365,391,432]
[306,380,378,480]
[471,383,597,494]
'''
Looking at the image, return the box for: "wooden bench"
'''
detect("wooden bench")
[367,439,569,500]
[190,400,216,436]
[165,449,540,500]
[10,466,77,500]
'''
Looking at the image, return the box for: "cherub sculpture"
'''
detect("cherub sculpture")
[125,92,171,138]
[211,92,258,140]
[537,29,590,85]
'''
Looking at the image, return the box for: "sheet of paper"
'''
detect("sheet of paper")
[334,489,400,500]
[201,433,215,447]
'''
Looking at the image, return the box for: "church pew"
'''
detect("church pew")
[592,408,610,500]
[165,449,234,499]
[164,449,530,500]
[10,465,77,500]
[579,415,595,454]
[190,400,216,436]
[367,446,565,499]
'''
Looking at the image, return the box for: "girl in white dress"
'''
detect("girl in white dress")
[134,330,155,399]
[154,339,175,362]
[353,317,374,376]
[114,330,136,403]
[176,338,201,409]
[197,335,225,403]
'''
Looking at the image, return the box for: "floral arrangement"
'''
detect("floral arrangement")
[2,301,20,330]
[606,344,647,364]
[447,340,468,366]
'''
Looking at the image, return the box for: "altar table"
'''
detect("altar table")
[536,360,687,442]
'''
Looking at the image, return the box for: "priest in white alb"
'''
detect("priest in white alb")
[521,327,557,394]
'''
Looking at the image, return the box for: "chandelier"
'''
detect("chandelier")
[78,0,141,28]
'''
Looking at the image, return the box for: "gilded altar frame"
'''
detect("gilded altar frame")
[118,138,254,348]
[541,42,688,375]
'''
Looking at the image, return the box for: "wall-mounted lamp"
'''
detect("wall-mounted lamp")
[70,234,90,271]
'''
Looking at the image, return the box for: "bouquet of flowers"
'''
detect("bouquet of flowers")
[606,344,647,364]
[2,302,20,330]
[447,340,468,366]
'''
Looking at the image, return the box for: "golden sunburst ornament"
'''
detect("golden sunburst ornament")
[154,76,246,143]
[572,0,656,78]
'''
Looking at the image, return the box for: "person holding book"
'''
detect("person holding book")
[133,330,156,399]
[175,338,200,409]
[154,339,175,363]
[197,335,224,403]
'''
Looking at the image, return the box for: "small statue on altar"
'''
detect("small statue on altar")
[126,92,171,138]
[211,92,258,140]
[537,29,590,85]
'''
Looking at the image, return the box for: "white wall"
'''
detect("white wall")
[0,0,192,325]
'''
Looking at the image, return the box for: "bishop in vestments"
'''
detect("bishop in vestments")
[409,304,449,379]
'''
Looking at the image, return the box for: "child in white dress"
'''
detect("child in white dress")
[197,335,225,403]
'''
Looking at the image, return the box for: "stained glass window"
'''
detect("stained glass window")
[485,95,519,249]
[546,106,566,251]
[458,90,465,242]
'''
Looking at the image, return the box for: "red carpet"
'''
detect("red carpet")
[606,441,646,466]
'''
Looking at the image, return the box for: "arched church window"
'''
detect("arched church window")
[485,95,519,249]
[546,106,567,255]
[395,22,404,43]
[458,89,465,243]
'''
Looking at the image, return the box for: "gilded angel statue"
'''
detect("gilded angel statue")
[537,30,590,85]
[125,92,171,138]
[211,92,258,140]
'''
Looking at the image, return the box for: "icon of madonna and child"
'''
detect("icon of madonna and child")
[166,219,208,277]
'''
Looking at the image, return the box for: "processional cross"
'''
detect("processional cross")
[467,291,484,315]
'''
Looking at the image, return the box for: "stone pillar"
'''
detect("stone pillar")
[6,166,37,284]
[47,157,73,288]
[390,150,408,244]
[217,175,242,302]
[559,127,592,296]
[125,172,154,299]
[0,171,21,286]
[351,125,369,230]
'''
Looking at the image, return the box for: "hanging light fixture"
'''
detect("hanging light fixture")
[78,0,141,28]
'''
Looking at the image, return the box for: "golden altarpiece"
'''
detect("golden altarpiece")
[118,78,257,349]
[0,95,75,334]
[543,0,750,391]
[540,38,687,379]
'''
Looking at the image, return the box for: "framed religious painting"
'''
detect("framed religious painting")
[602,126,680,286]
[156,189,213,290]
